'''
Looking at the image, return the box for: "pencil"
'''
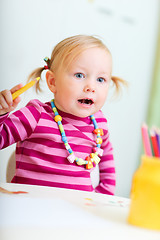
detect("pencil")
[155,128,160,155]
[150,130,160,157]
[141,123,152,156]
[12,77,40,100]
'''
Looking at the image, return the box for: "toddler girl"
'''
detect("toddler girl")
[0,35,126,195]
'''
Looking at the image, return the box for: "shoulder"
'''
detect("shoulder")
[26,99,45,108]
[15,99,53,121]
[94,110,108,134]
[94,110,107,123]
[25,99,52,113]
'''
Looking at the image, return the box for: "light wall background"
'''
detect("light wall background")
[0,0,159,197]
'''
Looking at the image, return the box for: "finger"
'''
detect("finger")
[12,96,21,107]
[0,90,12,109]
[10,83,23,94]
[0,96,21,115]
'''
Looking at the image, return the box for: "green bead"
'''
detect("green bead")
[59,124,64,133]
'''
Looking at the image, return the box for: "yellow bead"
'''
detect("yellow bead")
[90,153,95,158]
[93,155,100,164]
[96,138,102,144]
[76,158,86,165]
[54,115,62,122]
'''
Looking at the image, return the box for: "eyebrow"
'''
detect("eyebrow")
[73,65,109,74]
[99,72,110,75]
[70,63,111,77]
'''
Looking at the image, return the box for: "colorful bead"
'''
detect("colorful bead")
[51,100,103,168]
[44,65,49,69]
[96,138,102,144]
[90,153,100,164]
[44,57,49,62]
[59,124,64,133]
[90,115,98,129]
[86,159,93,169]
[54,115,62,122]
[67,153,76,163]
[64,143,70,150]
[93,147,103,157]
[85,156,91,161]
[52,107,57,112]
[90,153,95,159]
[68,148,73,154]
[93,128,104,136]
[62,136,67,143]
[76,158,86,165]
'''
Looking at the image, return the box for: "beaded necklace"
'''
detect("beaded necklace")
[51,99,104,169]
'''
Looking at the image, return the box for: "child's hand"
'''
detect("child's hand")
[0,83,23,115]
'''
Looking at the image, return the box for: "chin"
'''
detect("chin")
[75,111,96,118]
[71,105,98,118]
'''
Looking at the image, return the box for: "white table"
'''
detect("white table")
[0,183,159,240]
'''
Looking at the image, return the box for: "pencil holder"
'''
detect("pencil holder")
[128,155,160,230]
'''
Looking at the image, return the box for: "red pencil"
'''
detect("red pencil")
[150,130,160,157]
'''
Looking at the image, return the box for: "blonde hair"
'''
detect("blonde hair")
[28,35,127,93]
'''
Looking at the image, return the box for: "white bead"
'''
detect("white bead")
[67,154,75,163]
[65,143,70,150]
[93,147,103,157]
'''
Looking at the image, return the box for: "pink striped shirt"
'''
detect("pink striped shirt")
[0,99,116,195]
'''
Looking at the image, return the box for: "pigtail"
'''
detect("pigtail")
[27,57,51,93]
[111,76,128,96]
[27,67,44,93]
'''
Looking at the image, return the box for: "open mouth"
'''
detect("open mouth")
[78,98,94,105]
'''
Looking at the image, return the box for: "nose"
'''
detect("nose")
[83,79,95,93]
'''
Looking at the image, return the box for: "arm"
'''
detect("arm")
[0,100,41,149]
[95,129,116,195]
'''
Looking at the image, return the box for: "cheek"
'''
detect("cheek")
[98,84,109,96]
[58,81,78,99]
[97,87,109,104]
[64,80,80,93]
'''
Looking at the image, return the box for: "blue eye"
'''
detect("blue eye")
[97,77,105,83]
[75,73,85,79]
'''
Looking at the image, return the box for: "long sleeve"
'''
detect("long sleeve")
[0,100,41,150]
[0,101,116,194]
[94,120,116,195]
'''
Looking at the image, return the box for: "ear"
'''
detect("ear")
[46,70,56,93]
